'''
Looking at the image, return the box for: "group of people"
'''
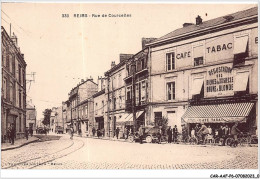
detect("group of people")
[189,122,242,146]
[24,127,34,140]
[92,127,105,138]
[166,125,179,143]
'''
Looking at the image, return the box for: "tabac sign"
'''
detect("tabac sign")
[205,64,234,98]
[184,117,246,123]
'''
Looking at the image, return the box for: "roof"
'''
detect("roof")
[150,6,258,46]
[93,89,105,98]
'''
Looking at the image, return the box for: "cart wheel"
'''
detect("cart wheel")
[146,136,152,143]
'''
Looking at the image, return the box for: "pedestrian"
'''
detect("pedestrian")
[191,128,195,138]
[25,127,29,140]
[10,123,15,145]
[208,125,212,135]
[7,125,11,143]
[115,127,120,139]
[194,124,200,137]
[157,126,162,144]
[79,128,82,137]
[172,125,178,143]
[197,122,209,143]
[182,124,188,142]
[138,125,144,144]
[29,127,33,137]
[70,126,74,140]
[167,126,172,143]
[230,122,241,147]
[92,127,96,137]
[97,129,101,138]
[124,127,129,140]
[218,125,224,146]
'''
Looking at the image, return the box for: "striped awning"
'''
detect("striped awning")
[182,103,254,123]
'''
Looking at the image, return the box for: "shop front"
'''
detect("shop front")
[182,102,256,135]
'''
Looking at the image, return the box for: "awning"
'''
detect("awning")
[116,111,144,124]
[193,45,204,58]
[182,103,254,123]
[233,35,248,54]
[191,78,204,95]
[233,72,249,92]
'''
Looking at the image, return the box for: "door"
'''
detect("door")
[167,111,176,128]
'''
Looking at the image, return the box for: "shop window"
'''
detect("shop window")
[166,52,175,71]
[233,35,249,67]
[167,82,175,101]
[193,45,204,66]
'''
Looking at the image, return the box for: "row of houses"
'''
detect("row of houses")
[51,7,258,138]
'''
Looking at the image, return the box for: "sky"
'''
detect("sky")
[1,2,257,119]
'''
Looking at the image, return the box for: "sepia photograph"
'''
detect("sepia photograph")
[0,1,259,178]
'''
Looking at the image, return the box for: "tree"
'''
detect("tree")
[42,109,52,126]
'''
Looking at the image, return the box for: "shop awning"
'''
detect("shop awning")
[233,35,248,54]
[233,72,249,92]
[116,111,144,124]
[182,103,254,123]
[191,78,204,95]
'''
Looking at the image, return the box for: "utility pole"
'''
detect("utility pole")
[132,57,137,133]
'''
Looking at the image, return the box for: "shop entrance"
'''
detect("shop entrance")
[95,117,104,130]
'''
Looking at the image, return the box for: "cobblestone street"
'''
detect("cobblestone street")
[1,135,258,169]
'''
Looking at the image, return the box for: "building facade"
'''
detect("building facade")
[104,54,133,137]
[1,27,27,142]
[26,99,37,131]
[68,78,98,134]
[146,7,258,134]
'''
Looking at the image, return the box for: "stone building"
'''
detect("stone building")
[146,7,258,134]
[1,27,27,142]
[26,99,37,131]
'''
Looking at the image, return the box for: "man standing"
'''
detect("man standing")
[167,126,172,143]
[194,124,200,137]
[70,126,74,140]
[10,123,15,145]
[138,125,144,144]
[197,122,209,143]
[29,127,33,137]
[173,125,178,143]
[115,127,120,139]
[25,127,29,140]
[92,127,96,137]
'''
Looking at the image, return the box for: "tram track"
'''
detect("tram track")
[3,138,85,169]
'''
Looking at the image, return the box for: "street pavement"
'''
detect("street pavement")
[1,134,258,169]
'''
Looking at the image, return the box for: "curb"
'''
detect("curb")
[1,138,40,151]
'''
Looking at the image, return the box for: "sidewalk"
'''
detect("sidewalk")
[1,136,39,151]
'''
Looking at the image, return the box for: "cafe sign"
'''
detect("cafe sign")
[184,117,246,123]
[205,64,234,98]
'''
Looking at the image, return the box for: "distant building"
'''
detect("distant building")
[26,99,37,130]
[1,27,27,142]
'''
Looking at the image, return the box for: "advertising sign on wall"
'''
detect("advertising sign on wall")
[205,64,234,98]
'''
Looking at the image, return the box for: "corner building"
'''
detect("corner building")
[147,7,258,134]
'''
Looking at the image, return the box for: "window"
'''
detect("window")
[19,91,21,108]
[126,86,131,101]
[6,54,10,71]
[193,45,204,66]
[18,65,21,83]
[154,112,162,126]
[10,55,13,74]
[136,83,139,105]
[118,73,121,87]
[102,101,104,113]
[141,58,145,70]
[166,52,175,71]
[3,78,7,99]
[119,96,122,108]
[10,83,13,103]
[141,81,146,101]
[95,103,98,115]
[167,82,175,100]
[233,35,249,66]
[113,98,116,110]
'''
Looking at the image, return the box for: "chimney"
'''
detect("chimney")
[81,79,84,83]
[111,61,116,68]
[142,38,157,49]
[119,54,133,63]
[11,32,18,46]
[196,15,203,25]
[183,23,194,27]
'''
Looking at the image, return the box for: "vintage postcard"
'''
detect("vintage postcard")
[1,2,259,178]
